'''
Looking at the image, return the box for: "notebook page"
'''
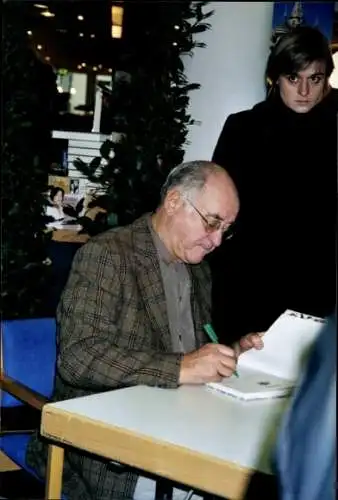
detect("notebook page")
[238,310,326,381]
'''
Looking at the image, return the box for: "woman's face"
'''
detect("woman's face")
[278,61,327,113]
[53,190,63,207]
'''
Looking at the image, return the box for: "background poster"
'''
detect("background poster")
[271,1,335,47]
[49,138,68,176]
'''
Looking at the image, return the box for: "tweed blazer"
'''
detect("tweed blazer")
[26,213,212,500]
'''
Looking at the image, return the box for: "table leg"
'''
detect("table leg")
[45,444,64,499]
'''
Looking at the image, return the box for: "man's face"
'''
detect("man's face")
[278,61,327,113]
[167,173,239,264]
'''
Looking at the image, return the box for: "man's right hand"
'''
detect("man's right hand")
[179,343,237,385]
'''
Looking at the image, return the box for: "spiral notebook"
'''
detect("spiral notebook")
[206,310,327,401]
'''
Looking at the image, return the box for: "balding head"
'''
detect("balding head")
[160,160,238,206]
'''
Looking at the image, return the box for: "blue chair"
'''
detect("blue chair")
[0,318,58,497]
[0,319,195,500]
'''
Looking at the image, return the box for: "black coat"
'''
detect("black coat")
[209,89,337,343]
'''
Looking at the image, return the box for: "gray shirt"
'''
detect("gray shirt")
[148,217,196,353]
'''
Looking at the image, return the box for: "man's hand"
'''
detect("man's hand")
[179,343,237,385]
[233,332,265,358]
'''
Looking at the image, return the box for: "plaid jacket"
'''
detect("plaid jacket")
[26,214,211,499]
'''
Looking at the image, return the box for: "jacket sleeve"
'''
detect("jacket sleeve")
[56,240,183,391]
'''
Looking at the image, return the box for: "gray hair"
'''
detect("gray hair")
[160,160,221,204]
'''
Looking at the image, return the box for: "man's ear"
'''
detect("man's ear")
[163,189,183,215]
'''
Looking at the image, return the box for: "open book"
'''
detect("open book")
[206,310,327,401]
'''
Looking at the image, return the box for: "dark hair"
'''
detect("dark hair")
[50,186,64,201]
[266,26,334,85]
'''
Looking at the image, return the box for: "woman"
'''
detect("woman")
[46,186,65,222]
[209,26,337,343]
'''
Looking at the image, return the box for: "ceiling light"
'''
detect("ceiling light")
[174,25,180,30]
[57,86,64,93]
[41,11,55,17]
[77,15,84,20]
[77,64,82,70]
[34,4,48,8]
[93,66,98,71]
[70,88,77,95]
[81,63,86,67]
[27,30,33,36]
[172,42,178,46]
[108,68,112,73]
[111,5,123,26]
[79,33,84,37]
[37,44,43,50]
[45,56,51,61]
[90,34,95,38]
[111,25,122,39]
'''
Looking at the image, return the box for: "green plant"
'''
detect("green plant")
[74,1,213,231]
[2,3,57,319]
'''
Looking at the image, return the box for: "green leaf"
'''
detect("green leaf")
[71,1,213,230]
[190,24,211,33]
[89,156,102,171]
[100,140,114,160]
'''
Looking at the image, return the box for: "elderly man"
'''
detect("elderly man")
[27,160,263,499]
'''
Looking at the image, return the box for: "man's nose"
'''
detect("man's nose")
[297,79,310,97]
[209,230,223,248]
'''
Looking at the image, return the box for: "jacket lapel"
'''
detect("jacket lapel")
[130,214,211,352]
[189,264,211,347]
[131,215,172,352]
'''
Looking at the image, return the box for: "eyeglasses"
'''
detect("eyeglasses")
[185,198,235,240]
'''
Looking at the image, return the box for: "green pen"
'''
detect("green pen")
[203,323,239,378]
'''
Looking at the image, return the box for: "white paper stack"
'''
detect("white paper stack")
[206,310,327,401]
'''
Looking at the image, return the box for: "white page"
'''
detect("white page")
[207,365,294,401]
[238,309,326,381]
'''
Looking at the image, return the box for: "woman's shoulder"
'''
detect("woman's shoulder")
[46,205,57,216]
[324,87,338,112]
[46,205,64,220]
[223,99,271,134]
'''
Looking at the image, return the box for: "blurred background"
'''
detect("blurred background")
[15,1,338,133]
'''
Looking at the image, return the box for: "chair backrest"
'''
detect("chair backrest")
[1,318,57,407]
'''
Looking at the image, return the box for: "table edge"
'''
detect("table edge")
[41,404,254,498]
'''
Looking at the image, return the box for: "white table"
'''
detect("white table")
[41,385,290,499]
